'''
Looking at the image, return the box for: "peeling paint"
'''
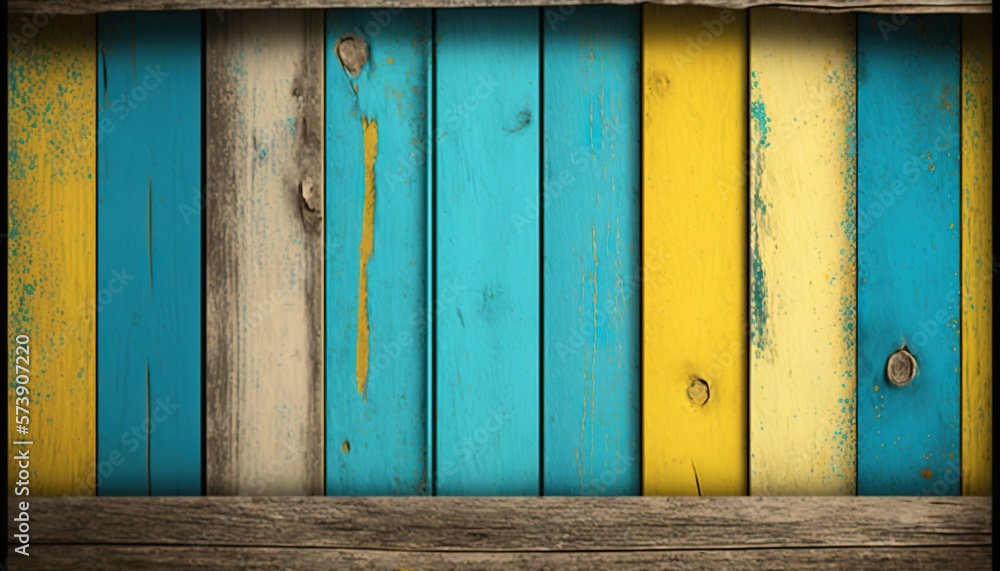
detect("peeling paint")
[355,116,378,397]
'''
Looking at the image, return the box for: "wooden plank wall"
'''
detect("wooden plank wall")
[857,14,962,496]
[960,14,993,497]
[434,8,541,496]
[204,10,325,495]
[96,11,203,496]
[642,5,748,496]
[5,8,994,500]
[8,15,97,496]
[748,10,857,495]
[541,5,642,496]
[325,9,432,495]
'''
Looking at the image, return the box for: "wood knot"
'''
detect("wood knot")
[886,347,917,387]
[336,34,369,77]
[299,178,323,226]
[687,378,710,406]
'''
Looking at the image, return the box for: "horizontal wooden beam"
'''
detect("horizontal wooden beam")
[6,0,994,15]
[7,497,992,569]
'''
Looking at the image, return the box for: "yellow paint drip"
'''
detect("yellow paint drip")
[355,116,378,396]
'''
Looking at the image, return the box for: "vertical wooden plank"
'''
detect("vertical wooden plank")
[642,6,747,496]
[435,8,540,496]
[8,15,96,496]
[858,14,961,496]
[205,10,325,496]
[961,15,992,496]
[325,9,431,496]
[748,10,857,496]
[97,11,202,496]
[542,6,641,496]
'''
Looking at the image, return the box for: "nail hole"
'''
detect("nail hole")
[886,348,917,387]
[687,378,710,406]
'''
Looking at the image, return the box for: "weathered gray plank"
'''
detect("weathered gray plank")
[205,10,324,495]
[9,546,993,570]
[11,497,991,550]
[6,0,993,15]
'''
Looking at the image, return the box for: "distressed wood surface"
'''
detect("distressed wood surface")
[435,8,541,496]
[7,15,96,496]
[325,9,431,495]
[961,15,992,497]
[6,496,991,569]
[96,11,202,496]
[10,545,993,570]
[6,1,993,16]
[857,14,961,496]
[542,5,641,496]
[643,5,747,496]
[748,9,857,495]
[205,10,325,495]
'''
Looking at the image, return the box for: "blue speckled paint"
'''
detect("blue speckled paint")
[858,14,961,496]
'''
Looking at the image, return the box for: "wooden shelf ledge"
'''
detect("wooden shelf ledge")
[6,496,993,569]
[6,0,994,15]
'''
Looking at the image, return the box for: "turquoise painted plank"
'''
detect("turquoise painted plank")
[325,9,431,495]
[97,11,202,495]
[857,14,961,496]
[435,8,541,496]
[541,6,641,496]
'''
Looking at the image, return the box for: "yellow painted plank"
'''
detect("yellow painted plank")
[643,6,747,496]
[747,10,857,496]
[961,14,992,496]
[8,16,96,495]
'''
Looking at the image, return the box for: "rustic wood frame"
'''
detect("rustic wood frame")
[6,0,994,14]
[7,496,993,568]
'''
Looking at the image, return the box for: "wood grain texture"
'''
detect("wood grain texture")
[961,14,992,497]
[8,497,991,555]
[857,14,961,496]
[642,5,747,496]
[6,1,993,17]
[7,15,96,496]
[748,9,857,495]
[10,545,993,570]
[205,9,324,495]
[542,5,641,496]
[434,8,540,496]
[325,9,431,496]
[96,10,202,496]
